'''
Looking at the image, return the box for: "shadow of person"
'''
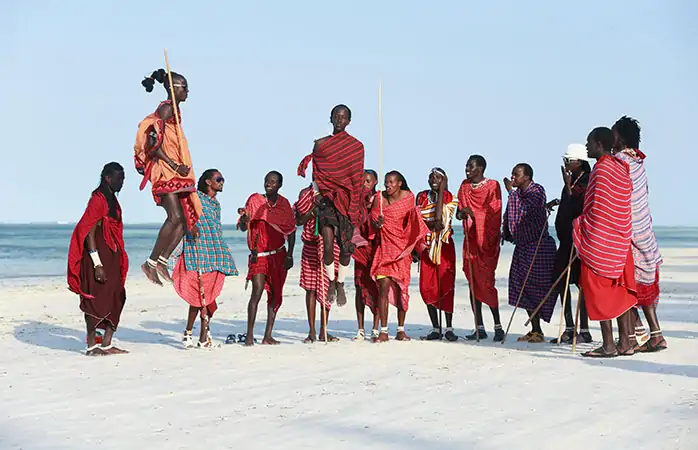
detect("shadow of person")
[13,320,184,354]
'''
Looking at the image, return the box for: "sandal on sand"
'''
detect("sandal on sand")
[444,330,459,342]
[318,334,340,343]
[645,332,668,352]
[225,334,237,345]
[527,332,545,343]
[303,335,316,344]
[582,346,619,358]
[85,344,106,356]
[517,331,534,342]
[420,330,442,341]
[352,330,365,342]
[236,333,257,344]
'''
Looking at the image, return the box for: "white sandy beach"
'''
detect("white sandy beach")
[1,249,697,449]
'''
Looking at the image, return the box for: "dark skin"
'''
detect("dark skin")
[85,170,128,356]
[295,186,337,343]
[548,159,591,337]
[505,166,545,335]
[582,132,634,356]
[239,173,296,346]
[140,75,196,286]
[314,107,353,268]
[456,159,502,333]
[374,174,412,342]
[356,172,380,333]
[183,171,224,344]
[421,171,454,330]
[613,126,666,350]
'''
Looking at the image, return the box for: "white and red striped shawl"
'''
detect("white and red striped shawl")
[615,149,662,285]
[573,154,633,279]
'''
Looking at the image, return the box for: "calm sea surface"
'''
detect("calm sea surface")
[1,224,697,280]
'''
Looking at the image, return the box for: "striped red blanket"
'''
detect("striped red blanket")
[294,186,340,310]
[573,155,633,279]
[369,192,429,311]
[297,131,365,226]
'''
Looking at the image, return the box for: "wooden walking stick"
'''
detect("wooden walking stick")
[572,287,583,353]
[555,248,575,345]
[322,272,329,344]
[502,215,549,344]
[524,253,579,325]
[378,80,384,216]
[465,216,480,342]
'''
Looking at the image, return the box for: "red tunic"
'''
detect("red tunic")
[457,179,502,308]
[369,192,429,311]
[416,190,457,313]
[242,193,295,313]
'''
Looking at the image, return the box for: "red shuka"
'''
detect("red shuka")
[457,179,502,308]
[294,186,340,310]
[297,131,365,226]
[67,192,128,298]
[369,192,429,311]
[242,193,295,313]
[573,155,637,320]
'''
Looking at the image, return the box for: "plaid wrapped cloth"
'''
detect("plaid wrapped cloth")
[182,192,238,275]
[504,182,558,322]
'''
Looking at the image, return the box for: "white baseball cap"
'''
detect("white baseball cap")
[563,143,592,162]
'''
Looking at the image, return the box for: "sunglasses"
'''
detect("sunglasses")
[215,177,224,183]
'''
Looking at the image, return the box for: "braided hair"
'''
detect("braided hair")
[93,162,124,219]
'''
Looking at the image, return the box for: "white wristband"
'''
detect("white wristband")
[89,251,102,268]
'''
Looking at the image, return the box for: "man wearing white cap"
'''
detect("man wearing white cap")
[548,144,593,344]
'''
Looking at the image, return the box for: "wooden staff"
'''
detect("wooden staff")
[555,247,575,345]
[572,287,583,353]
[523,253,579,325]
[164,49,184,156]
[322,275,328,344]
[378,81,383,216]
[502,216,549,344]
[465,216,480,342]
[164,49,207,329]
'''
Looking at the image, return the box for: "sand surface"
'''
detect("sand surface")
[1,249,697,449]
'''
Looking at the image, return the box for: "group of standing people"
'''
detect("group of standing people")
[66,68,666,359]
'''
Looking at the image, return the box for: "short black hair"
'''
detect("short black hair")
[197,169,219,192]
[386,170,410,191]
[590,127,615,152]
[364,169,378,180]
[267,170,283,187]
[468,154,487,172]
[514,163,533,179]
[612,116,641,149]
[331,104,352,120]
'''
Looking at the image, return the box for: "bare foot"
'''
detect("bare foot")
[157,262,173,283]
[395,331,411,341]
[336,282,347,307]
[318,333,339,342]
[326,281,337,304]
[244,336,255,346]
[262,337,281,345]
[375,332,390,343]
[86,347,108,356]
[141,263,163,286]
[105,346,129,355]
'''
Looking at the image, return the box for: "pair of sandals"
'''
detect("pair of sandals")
[304,334,340,343]
[420,330,459,342]
[85,344,128,356]
[517,331,545,343]
[226,333,257,345]
[582,345,634,358]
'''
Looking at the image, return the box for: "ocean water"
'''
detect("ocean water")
[1,224,697,281]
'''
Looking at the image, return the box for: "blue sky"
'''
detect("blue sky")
[3,1,696,225]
